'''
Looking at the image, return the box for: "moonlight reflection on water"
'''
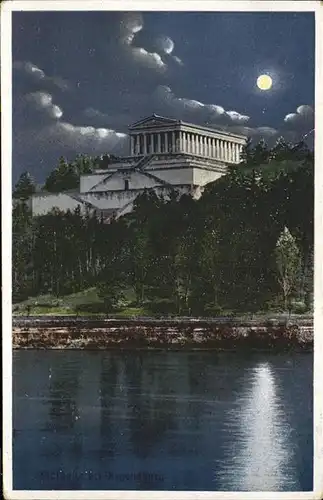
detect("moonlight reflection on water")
[217,362,299,491]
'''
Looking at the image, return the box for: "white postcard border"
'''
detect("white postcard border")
[2,1,322,499]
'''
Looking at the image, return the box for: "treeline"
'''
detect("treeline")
[12,153,120,197]
[12,138,314,315]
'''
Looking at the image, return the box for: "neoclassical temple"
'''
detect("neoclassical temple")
[129,115,244,161]
[31,114,247,220]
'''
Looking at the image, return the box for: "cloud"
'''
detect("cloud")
[117,13,167,72]
[117,13,182,72]
[226,110,250,124]
[16,89,128,162]
[155,35,174,55]
[171,55,184,66]
[153,85,250,126]
[284,104,314,128]
[25,91,63,119]
[13,60,70,91]
[83,107,133,129]
[229,125,279,141]
[42,121,128,155]
[130,47,167,71]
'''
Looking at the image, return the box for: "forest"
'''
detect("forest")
[12,138,314,316]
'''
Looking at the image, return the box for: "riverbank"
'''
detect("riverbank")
[12,316,313,349]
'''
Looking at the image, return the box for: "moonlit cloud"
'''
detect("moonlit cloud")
[25,91,63,119]
[19,118,129,161]
[171,55,184,66]
[154,85,250,126]
[206,104,225,116]
[14,60,45,79]
[131,47,167,71]
[119,12,144,45]
[13,60,70,91]
[16,89,129,171]
[155,35,175,55]
[51,121,128,152]
[284,104,314,128]
[83,107,133,129]
[117,12,167,72]
[230,125,279,142]
[226,110,250,124]
[117,12,182,72]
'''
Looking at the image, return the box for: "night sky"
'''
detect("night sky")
[12,10,315,182]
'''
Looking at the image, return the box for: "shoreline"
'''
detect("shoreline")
[13,316,313,350]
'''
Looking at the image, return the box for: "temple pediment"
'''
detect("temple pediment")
[129,114,179,130]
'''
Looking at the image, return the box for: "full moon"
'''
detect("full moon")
[257,74,273,91]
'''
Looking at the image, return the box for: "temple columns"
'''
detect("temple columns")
[165,132,169,153]
[192,134,196,154]
[213,138,217,158]
[135,134,140,155]
[238,144,243,162]
[235,144,239,163]
[131,131,243,161]
[225,141,228,161]
[186,133,190,153]
[172,131,176,153]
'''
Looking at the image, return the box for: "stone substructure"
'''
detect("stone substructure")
[13,317,313,350]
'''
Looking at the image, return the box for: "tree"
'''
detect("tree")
[97,268,125,312]
[12,202,34,301]
[44,156,81,192]
[252,138,270,165]
[274,227,301,311]
[290,140,311,161]
[269,137,293,162]
[240,137,253,165]
[13,171,36,200]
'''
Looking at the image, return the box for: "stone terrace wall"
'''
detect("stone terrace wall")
[12,317,313,350]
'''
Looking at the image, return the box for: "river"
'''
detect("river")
[13,349,313,491]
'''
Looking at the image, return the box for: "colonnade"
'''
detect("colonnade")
[130,130,243,163]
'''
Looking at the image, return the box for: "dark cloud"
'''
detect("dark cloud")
[152,85,250,126]
[284,104,314,129]
[25,91,63,119]
[13,60,71,91]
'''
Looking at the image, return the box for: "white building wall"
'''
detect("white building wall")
[81,170,158,193]
[82,191,138,210]
[80,172,116,193]
[82,185,191,211]
[193,168,224,187]
[150,168,194,186]
[32,193,83,216]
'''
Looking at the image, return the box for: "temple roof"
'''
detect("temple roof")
[129,114,179,130]
[128,113,247,140]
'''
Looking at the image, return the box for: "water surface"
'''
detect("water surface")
[13,349,313,491]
